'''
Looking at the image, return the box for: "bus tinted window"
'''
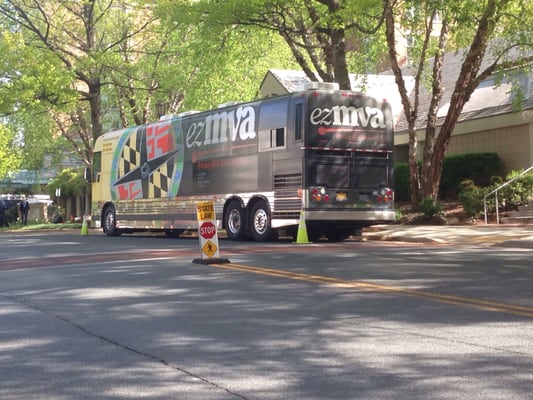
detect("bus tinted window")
[93,151,102,182]
[295,103,303,141]
[274,127,285,147]
[353,156,389,187]
[316,164,349,187]
[259,98,288,151]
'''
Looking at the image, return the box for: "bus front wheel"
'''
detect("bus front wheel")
[225,200,247,240]
[103,206,120,236]
[249,201,277,242]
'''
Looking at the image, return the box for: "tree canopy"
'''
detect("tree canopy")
[0,124,22,178]
[168,0,388,89]
[0,0,296,179]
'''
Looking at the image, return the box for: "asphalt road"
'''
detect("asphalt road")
[0,231,532,399]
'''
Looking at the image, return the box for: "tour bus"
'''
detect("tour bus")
[88,82,395,241]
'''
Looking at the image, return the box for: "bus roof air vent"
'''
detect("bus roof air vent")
[159,114,175,121]
[159,111,200,121]
[297,82,340,91]
[177,110,200,117]
[218,101,239,108]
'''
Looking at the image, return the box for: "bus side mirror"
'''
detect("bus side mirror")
[84,167,92,183]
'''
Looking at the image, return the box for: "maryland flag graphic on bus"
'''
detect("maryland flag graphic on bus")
[110,120,184,200]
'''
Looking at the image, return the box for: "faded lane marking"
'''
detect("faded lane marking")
[209,262,533,318]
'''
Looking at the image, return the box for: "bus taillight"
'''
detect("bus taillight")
[311,187,331,203]
[375,188,394,203]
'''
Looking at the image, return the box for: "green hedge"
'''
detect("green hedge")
[440,153,501,198]
[393,163,411,202]
[394,152,501,201]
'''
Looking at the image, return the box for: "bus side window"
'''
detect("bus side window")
[93,151,102,182]
[295,103,303,141]
[271,127,285,147]
[258,98,288,151]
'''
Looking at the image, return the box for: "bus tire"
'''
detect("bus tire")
[225,200,246,241]
[103,206,120,236]
[249,200,277,242]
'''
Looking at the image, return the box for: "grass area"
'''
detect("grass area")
[0,222,82,232]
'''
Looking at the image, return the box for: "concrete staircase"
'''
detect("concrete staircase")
[501,200,533,224]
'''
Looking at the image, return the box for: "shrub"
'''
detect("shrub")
[497,169,533,210]
[459,168,533,218]
[458,187,486,218]
[395,208,404,222]
[418,197,443,218]
[458,179,477,193]
[490,176,503,186]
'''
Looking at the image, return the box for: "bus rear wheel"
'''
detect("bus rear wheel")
[225,200,246,241]
[249,201,277,242]
[103,206,120,236]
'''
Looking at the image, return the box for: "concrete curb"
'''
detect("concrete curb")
[362,224,533,247]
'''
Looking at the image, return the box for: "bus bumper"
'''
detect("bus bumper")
[304,209,396,224]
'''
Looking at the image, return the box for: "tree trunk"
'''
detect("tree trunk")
[319,0,351,89]
[383,3,422,207]
[331,28,351,90]
[417,0,504,201]
[88,80,103,142]
[408,125,422,206]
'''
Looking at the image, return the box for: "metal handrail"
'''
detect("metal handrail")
[483,165,533,224]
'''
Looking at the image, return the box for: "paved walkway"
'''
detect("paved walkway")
[363,224,533,247]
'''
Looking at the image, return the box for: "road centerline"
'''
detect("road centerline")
[208,262,533,318]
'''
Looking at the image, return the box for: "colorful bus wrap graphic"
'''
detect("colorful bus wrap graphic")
[110,120,184,200]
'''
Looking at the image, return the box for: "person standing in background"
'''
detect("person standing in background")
[19,197,30,225]
[0,199,8,227]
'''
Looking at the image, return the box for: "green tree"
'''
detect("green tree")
[0,0,163,169]
[1,0,297,176]
[165,0,387,90]
[13,112,66,171]
[0,124,22,179]
[384,0,533,206]
[179,28,298,110]
[0,25,76,173]
[155,1,300,110]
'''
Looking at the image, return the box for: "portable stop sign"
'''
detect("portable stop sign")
[192,201,230,265]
